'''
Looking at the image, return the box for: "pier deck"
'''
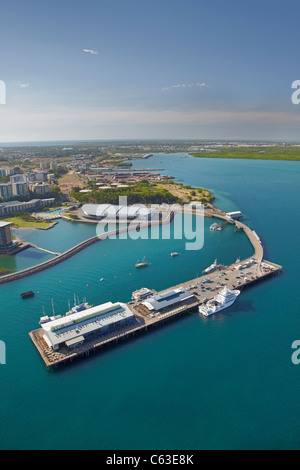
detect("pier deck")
[28,208,282,370]
[29,254,282,370]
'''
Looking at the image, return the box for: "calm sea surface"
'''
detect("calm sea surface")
[0,153,299,450]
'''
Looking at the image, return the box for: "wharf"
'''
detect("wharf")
[28,208,282,370]
[29,254,282,370]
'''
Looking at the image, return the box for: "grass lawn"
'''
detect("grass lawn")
[3,216,52,229]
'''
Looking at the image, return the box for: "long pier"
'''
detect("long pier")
[28,243,61,256]
[29,223,282,370]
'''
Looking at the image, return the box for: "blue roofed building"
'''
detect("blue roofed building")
[141,287,196,314]
[41,301,138,351]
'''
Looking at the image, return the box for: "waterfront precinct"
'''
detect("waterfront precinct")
[0,142,284,370]
[27,206,282,370]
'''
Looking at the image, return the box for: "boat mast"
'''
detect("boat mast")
[51,299,55,316]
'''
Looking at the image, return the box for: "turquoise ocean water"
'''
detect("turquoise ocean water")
[0,153,299,450]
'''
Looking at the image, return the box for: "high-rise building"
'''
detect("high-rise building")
[30,182,51,196]
[10,174,26,184]
[0,183,13,199]
[11,181,29,196]
[0,221,13,251]
[0,168,13,177]
[40,160,48,170]
[33,171,48,182]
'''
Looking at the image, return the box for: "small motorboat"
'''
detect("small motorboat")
[20,291,34,299]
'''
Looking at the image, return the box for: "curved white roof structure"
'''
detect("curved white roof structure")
[82,204,154,220]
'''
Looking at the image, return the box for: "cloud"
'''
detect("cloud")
[82,48,98,55]
[16,81,30,88]
[162,82,208,91]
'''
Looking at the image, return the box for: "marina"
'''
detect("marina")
[29,215,282,370]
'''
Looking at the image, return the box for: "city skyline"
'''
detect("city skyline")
[1,0,300,142]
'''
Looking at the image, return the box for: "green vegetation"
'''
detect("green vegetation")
[190,146,300,161]
[70,181,179,205]
[52,166,68,178]
[156,181,214,204]
[63,213,79,220]
[115,162,132,167]
[3,213,53,229]
[0,268,12,276]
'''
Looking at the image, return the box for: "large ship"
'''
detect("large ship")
[135,256,148,268]
[202,259,222,274]
[199,287,240,316]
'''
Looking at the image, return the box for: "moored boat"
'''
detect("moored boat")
[210,223,222,231]
[20,291,34,299]
[135,256,148,268]
[202,259,222,274]
[199,286,240,316]
[131,287,154,301]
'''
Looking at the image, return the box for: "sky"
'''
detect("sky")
[1,0,300,142]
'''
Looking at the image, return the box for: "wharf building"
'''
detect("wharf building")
[41,302,138,351]
[226,211,242,220]
[137,287,197,315]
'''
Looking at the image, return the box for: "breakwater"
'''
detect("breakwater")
[0,212,174,285]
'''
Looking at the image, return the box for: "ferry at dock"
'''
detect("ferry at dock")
[199,287,240,316]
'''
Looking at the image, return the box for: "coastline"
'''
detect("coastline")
[0,205,266,285]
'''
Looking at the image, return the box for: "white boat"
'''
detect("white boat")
[199,286,240,316]
[39,296,92,324]
[170,252,179,257]
[135,256,148,268]
[202,259,221,274]
[210,223,222,231]
[131,287,154,301]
